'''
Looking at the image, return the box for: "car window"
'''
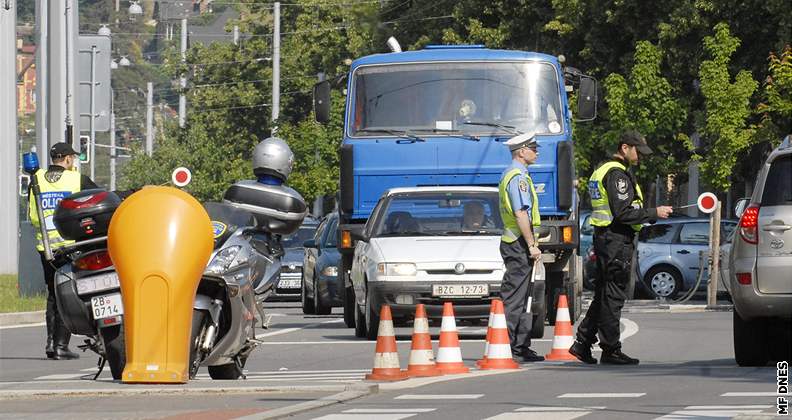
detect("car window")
[323,217,339,248]
[720,222,737,243]
[639,224,676,243]
[761,155,791,206]
[314,219,327,242]
[679,222,709,245]
[282,225,317,248]
[580,214,593,235]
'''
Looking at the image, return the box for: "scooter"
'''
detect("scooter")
[187,180,307,379]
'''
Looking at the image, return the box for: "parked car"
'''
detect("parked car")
[348,186,546,340]
[579,211,593,255]
[636,218,737,299]
[301,212,342,315]
[727,135,792,366]
[267,218,319,301]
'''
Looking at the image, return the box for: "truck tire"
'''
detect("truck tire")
[531,302,546,338]
[546,271,564,325]
[733,311,768,367]
[343,285,356,328]
[99,324,126,380]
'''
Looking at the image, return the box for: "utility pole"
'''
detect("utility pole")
[110,104,116,190]
[146,82,153,156]
[65,0,77,150]
[179,18,187,128]
[1,0,19,274]
[708,200,722,308]
[35,0,49,167]
[271,2,280,135]
[88,45,98,179]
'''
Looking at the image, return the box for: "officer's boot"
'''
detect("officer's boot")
[45,310,55,359]
[53,322,80,360]
[569,340,597,364]
[600,349,639,365]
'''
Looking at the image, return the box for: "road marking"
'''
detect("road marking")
[255,339,551,345]
[34,374,85,380]
[515,407,606,412]
[254,319,343,339]
[311,415,416,420]
[655,405,773,419]
[0,322,46,330]
[485,407,606,420]
[558,393,645,398]
[620,317,639,342]
[344,409,437,413]
[395,394,484,400]
[721,392,779,397]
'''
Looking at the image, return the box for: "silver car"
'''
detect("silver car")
[727,135,792,366]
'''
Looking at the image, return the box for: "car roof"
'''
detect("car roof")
[385,186,499,195]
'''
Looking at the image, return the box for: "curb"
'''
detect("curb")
[0,384,352,400]
[0,310,44,327]
[255,383,378,420]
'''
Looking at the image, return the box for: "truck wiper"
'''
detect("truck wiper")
[461,121,521,135]
[356,128,426,143]
[415,128,480,142]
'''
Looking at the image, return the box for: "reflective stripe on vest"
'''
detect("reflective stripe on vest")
[28,169,81,251]
[499,168,541,243]
[587,161,644,232]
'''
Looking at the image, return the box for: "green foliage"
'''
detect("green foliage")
[755,46,792,145]
[698,23,758,190]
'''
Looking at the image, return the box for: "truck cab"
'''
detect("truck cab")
[314,44,597,329]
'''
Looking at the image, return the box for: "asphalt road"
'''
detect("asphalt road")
[0,301,786,419]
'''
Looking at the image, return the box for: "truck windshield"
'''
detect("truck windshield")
[350,61,563,137]
[372,191,503,237]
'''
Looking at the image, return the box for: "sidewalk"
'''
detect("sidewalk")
[0,310,44,327]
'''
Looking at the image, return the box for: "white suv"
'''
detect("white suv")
[727,135,792,366]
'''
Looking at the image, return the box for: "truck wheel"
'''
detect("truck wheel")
[545,271,564,325]
[343,285,356,328]
[364,287,380,340]
[99,324,126,380]
[531,302,546,338]
[733,311,768,367]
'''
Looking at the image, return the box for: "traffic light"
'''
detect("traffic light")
[79,135,90,163]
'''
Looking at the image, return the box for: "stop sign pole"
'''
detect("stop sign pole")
[697,192,720,308]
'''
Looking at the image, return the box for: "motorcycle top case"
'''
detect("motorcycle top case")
[222,180,307,235]
[53,189,121,241]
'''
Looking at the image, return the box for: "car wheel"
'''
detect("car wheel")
[343,285,356,328]
[364,287,380,340]
[301,275,315,315]
[645,265,682,300]
[353,289,366,338]
[314,275,331,315]
[733,311,769,367]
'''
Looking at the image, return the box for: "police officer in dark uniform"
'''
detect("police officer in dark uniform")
[498,132,544,363]
[569,131,673,365]
[30,143,99,360]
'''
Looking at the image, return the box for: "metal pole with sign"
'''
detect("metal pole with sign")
[697,192,720,307]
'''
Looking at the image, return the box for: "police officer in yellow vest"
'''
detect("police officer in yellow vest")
[30,143,99,360]
[498,132,544,363]
[569,131,673,365]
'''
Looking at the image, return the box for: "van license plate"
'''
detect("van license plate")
[432,284,488,297]
[91,293,124,320]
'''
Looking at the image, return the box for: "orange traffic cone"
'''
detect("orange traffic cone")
[404,304,442,377]
[435,302,470,374]
[476,300,497,368]
[365,305,409,381]
[479,300,520,369]
[545,294,578,361]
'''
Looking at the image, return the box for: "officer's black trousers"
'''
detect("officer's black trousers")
[499,238,533,355]
[575,229,634,352]
[39,252,69,346]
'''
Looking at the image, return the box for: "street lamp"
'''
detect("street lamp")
[119,56,132,67]
[128,1,143,20]
[98,24,112,36]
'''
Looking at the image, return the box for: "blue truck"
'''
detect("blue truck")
[313,44,597,330]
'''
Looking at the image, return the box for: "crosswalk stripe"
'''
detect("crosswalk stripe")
[721,392,779,397]
[655,405,773,419]
[558,393,645,398]
[312,414,416,420]
[516,407,606,412]
[395,394,484,400]
[485,411,591,420]
[343,409,437,413]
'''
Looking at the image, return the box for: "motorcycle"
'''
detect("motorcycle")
[51,189,127,379]
[187,180,307,379]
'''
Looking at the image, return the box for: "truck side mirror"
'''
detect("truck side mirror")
[576,76,597,121]
[313,81,331,124]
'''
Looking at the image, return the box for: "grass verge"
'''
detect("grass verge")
[0,275,46,313]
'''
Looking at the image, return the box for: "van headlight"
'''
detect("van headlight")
[377,263,417,276]
[321,266,338,276]
[206,246,246,274]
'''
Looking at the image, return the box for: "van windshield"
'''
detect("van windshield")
[350,61,563,137]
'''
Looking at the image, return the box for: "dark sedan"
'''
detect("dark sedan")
[267,220,318,301]
[301,212,342,315]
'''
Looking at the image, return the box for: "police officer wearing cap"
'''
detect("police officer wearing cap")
[569,130,673,365]
[29,143,99,360]
[498,132,544,363]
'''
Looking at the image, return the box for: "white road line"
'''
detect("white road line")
[515,407,606,412]
[721,392,780,397]
[395,394,484,400]
[620,317,639,342]
[655,405,773,419]
[312,415,416,420]
[256,339,551,345]
[34,374,85,380]
[558,393,645,398]
[0,322,46,330]
[485,412,590,420]
[254,318,343,339]
[344,409,437,413]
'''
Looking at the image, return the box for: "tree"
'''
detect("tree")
[755,46,792,145]
[697,23,758,191]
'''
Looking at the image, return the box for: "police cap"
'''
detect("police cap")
[50,142,79,159]
[504,132,538,152]
[619,130,653,155]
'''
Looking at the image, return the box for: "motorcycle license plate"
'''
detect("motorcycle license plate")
[278,278,301,288]
[91,293,124,320]
[432,284,488,297]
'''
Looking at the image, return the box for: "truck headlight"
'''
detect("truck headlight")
[377,263,417,276]
[206,246,245,274]
[321,265,338,276]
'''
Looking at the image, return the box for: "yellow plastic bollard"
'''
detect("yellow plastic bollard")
[108,186,213,383]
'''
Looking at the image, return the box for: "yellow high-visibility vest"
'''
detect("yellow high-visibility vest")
[28,169,81,251]
[588,161,644,232]
[499,168,541,243]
